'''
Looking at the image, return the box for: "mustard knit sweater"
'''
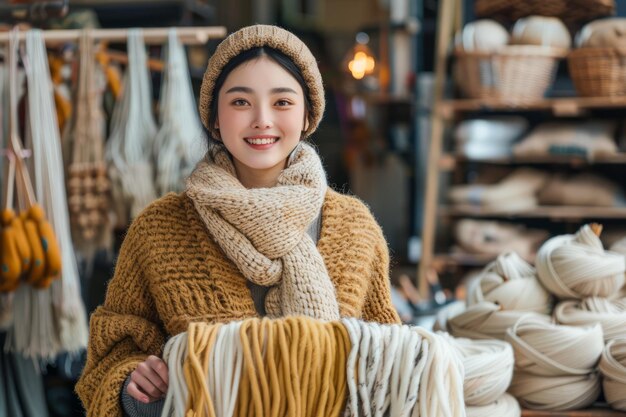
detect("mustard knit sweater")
[75,189,400,417]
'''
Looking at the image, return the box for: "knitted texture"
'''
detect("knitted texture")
[198,24,325,139]
[186,143,339,320]
[75,190,399,417]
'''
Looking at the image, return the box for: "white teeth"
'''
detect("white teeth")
[246,138,278,145]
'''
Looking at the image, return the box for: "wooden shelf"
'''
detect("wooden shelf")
[441,205,626,220]
[440,153,626,168]
[522,408,626,416]
[439,96,626,119]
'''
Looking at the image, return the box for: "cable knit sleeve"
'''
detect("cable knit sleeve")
[76,213,165,417]
[361,215,401,325]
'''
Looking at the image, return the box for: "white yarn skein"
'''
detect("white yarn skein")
[161,332,188,417]
[357,320,374,417]
[505,315,604,376]
[211,321,243,417]
[536,224,626,299]
[373,324,401,416]
[599,338,626,411]
[468,252,553,314]
[465,393,521,417]
[447,301,551,340]
[343,318,362,417]
[446,336,514,406]
[554,298,626,342]
[508,371,601,411]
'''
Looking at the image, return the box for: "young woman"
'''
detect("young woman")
[76,24,400,417]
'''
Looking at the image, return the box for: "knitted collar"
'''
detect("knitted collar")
[185,143,340,320]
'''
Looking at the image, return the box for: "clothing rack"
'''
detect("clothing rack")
[0,26,227,45]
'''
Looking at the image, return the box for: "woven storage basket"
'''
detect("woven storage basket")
[475,0,614,24]
[454,45,566,101]
[568,48,626,96]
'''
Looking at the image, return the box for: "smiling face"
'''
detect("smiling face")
[215,55,309,187]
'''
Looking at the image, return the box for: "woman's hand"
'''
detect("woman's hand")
[126,355,169,403]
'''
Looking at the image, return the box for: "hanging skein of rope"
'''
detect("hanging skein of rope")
[161,317,465,417]
[536,223,626,299]
[505,315,603,411]
[467,252,553,314]
[599,338,626,411]
[441,335,514,406]
[65,30,113,261]
[465,393,521,417]
[554,297,626,342]
[154,28,204,195]
[106,28,157,226]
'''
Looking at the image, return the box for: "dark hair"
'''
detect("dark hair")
[204,47,312,152]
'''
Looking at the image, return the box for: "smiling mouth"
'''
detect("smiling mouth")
[244,137,279,145]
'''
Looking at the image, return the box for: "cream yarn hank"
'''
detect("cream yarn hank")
[508,371,601,411]
[465,393,520,417]
[444,336,514,406]
[505,315,604,377]
[467,252,552,314]
[186,143,339,320]
[505,315,603,411]
[599,338,626,411]
[554,298,626,342]
[536,224,626,299]
[447,301,550,340]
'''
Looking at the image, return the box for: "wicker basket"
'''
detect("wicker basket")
[475,0,615,24]
[568,48,626,97]
[454,45,566,101]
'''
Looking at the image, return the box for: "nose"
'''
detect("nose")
[251,106,273,129]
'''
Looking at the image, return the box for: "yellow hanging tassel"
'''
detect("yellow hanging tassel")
[22,211,46,286]
[0,209,22,292]
[11,214,32,275]
[28,204,62,287]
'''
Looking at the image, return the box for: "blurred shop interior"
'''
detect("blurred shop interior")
[2,0,626,416]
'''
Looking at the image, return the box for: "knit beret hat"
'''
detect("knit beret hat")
[199,24,325,139]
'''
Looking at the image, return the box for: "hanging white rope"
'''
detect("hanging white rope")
[505,315,603,411]
[5,29,87,360]
[599,338,626,411]
[554,297,626,342]
[536,224,626,299]
[467,252,553,314]
[465,393,521,417]
[106,28,157,225]
[154,28,204,195]
[442,335,514,406]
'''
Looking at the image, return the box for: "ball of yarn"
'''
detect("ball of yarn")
[505,315,604,376]
[455,19,509,53]
[468,252,553,314]
[554,298,626,342]
[599,338,626,411]
[511,16,571,49]
[576,18,626,55]
[446,336,514,406]
[536,224,626,299]
[508,371,601,411]
[466,393,521,417]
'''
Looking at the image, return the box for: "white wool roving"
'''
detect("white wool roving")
[443,335,514,406]
[467,252,553,314]
[446,301,551,340]
[554,297,626,342]
[505,315,603,411]
[536,224,626,299]
[465,393,521,417]
[599,338,626,411]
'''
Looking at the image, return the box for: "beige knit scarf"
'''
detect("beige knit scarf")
[185,143,340,321]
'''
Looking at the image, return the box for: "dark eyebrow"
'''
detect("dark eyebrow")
[224,86,253,94]
[271,87,298,94]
